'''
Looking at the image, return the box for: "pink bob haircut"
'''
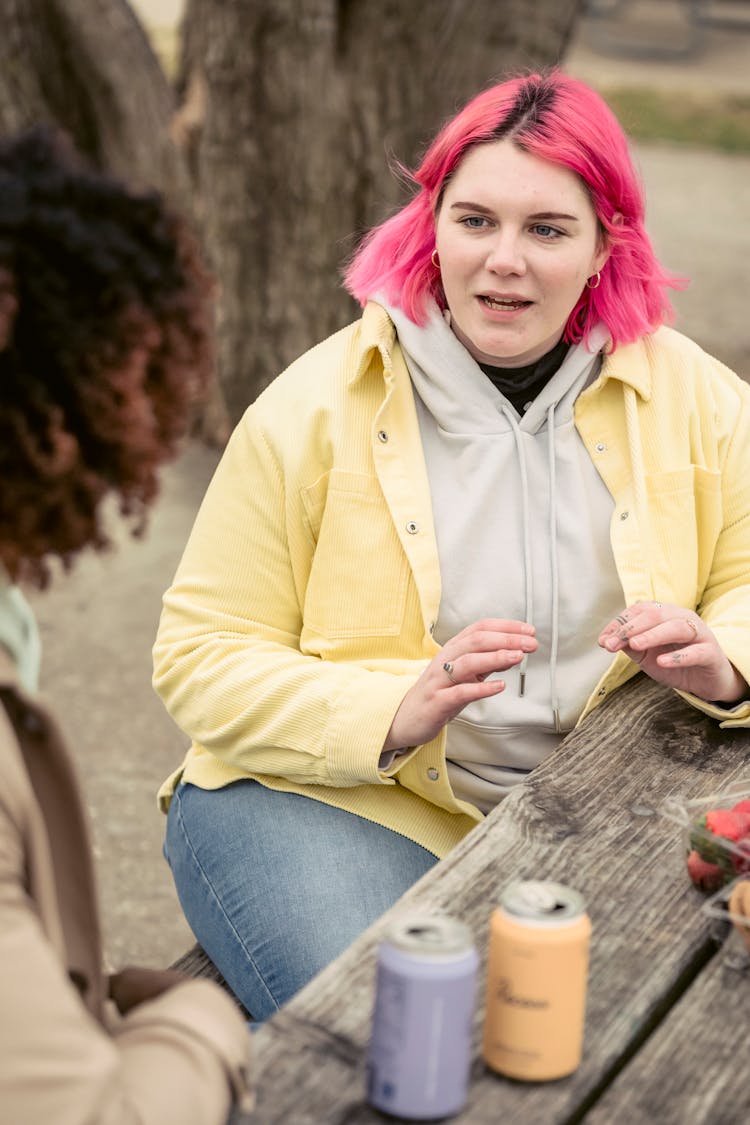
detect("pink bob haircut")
[343,70,685,352]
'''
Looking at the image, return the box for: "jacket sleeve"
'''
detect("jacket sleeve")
[0,801,252,1125]
[685,364,750,727]
[153,411,423,788]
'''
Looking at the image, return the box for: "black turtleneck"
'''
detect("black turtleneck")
[480,336,570,414]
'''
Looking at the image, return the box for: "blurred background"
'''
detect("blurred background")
[4,0,748,968]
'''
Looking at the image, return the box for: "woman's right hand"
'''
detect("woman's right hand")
[383,618,537,752]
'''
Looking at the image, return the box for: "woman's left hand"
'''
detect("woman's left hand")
[598,600,748,704]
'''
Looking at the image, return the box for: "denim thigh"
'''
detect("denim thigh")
[164,780,438,1021]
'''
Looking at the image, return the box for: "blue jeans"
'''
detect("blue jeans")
[165,780,438,1021]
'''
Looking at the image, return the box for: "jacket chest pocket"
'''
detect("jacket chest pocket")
[645,465,722,603]
[301,471,410,638]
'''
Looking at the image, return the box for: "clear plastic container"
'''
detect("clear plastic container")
[660,778,750,893]
[702,877,750,970]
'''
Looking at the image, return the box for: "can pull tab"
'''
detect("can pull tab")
[405,924,443,944]
[514,882,561,915]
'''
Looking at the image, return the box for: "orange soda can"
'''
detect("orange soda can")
[482,880,591,1081]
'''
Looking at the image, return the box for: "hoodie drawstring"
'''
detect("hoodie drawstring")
[501,402,562,731]
[547,403,561,733]
[500,406,533,697]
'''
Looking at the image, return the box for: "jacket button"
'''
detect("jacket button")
[595,442,607,453]
[597,687,607,696]
[377,430,389,443]
[620,510,629,521]
[427,767,439,781]
[406,521,419,534]
[429,621,435,635]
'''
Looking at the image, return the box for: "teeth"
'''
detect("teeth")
[483,296,526,310]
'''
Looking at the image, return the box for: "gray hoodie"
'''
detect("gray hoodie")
[384,299,623,812]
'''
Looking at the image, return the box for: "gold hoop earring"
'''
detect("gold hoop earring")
[431,249,440,270]
[586,271,601,290]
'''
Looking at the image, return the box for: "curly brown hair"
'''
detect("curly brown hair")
[0,128,213,586]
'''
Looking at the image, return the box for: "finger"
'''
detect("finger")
[470,618,537,634]
[438,677,508,718]
[448,630,538,663]
[599,609,630,635]
[599,601,668,644]
[655,642,711,669]
[622,643,646,666]
[628,618,701,653]
[454,618,536,645]
[601,606,683,652]
[443,649,526,685]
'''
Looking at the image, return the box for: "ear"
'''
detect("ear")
[592,242,611,276]
[593,211,623,275]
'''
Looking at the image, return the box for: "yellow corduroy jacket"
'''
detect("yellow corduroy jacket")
[153,302,750,858]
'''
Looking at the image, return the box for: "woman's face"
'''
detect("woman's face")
[434,139,609,368]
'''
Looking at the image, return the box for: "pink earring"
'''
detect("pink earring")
[431,249,440,270]
[586,271,601,290]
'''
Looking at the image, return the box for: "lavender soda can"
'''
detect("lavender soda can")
[367,915,479,1120]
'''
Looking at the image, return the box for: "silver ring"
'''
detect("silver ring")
[442,661,458,684]
[685,619,698,639]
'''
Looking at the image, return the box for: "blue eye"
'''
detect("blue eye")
[460,216,489,229]
[532,224,562,239]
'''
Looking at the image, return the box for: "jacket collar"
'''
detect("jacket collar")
[349,300,658,403]
[349,301,399,385]
[598,333,656,402]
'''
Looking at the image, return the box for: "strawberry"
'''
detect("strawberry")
[730,800,750,835]
[705,809,746,840]
[687,849,725,892]
[731,836,750,876]
[690,809,745,870]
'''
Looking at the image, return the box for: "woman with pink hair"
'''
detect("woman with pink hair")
[154,71,750,1021]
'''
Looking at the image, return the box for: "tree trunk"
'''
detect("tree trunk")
[0,0,186,200]
[0,0,233,444]
[189,0,585,422]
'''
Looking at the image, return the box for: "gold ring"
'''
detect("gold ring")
[442,661,458,684]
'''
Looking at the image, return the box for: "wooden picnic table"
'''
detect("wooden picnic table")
[228,674,750,1124]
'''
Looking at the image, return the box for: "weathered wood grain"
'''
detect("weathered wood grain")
[228,676,750,1123]
[587,941,750,1125]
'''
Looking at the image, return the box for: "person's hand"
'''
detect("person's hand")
[598,600,748,704]
[108,967,189,1016]
[384,618,537,752]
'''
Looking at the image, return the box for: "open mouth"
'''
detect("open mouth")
[481,295,531,311]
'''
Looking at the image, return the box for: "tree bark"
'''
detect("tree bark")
[0,0,234,443]
[0,0,186,200]
[189,0,585,421]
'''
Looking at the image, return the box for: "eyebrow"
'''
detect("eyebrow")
[449,201,581,223]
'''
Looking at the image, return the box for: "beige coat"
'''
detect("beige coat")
[0,651,252,1125]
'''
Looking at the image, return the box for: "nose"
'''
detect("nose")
[485,229,526,276]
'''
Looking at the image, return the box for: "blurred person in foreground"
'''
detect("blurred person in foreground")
[0,129,252,1124]
[153,70,750,1021]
